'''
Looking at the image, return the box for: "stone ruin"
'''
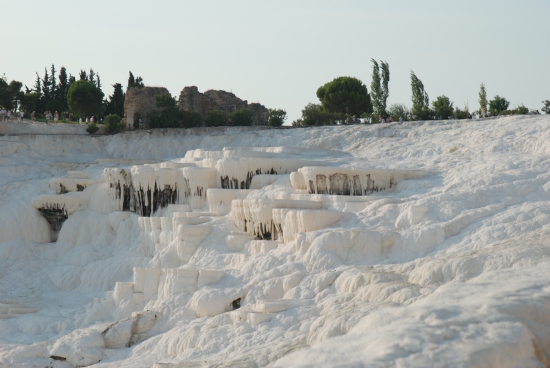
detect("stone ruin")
[124,86,170,128]
[123,85,269,128]
[178,87,268,125]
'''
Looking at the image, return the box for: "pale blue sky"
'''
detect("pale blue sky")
[2,0,549,122]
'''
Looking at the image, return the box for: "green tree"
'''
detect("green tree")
[128,71,144,89]
[180,111,202,128]
[488,95,509,116]
[49,64,57,102]
[541,100,550,114]
[105,83,125,117]
[41,67,51,109]
[67,80,104,117]
[370,60,390,116]
[45,100,65,115]
[147,93,179,128]
[104,114,123,134]
[57,67,69,109]
[410,71,431,119]
[229,108,253,126]
[301,103,335,126]
[0,77,24,111]
[79,69,87,81]
[479,83,487,116]
[316,76,372,117]
[267,108,287,126]
[432,95,454,119]
[21,92,40,113]
[387,103,410,120]
[205,110,228,127]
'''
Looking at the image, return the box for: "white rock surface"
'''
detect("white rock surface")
[1,116,550,367]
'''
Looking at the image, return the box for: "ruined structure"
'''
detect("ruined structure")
[124,86,170,128]
[177,86,268,125]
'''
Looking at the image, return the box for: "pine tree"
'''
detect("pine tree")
[50,64,57,100]
[410,71,430,119]
[42,68,51,108]
[89,69,96,85]
[106,83,125,117]
[478,83,487,116]
[58,67,69,109]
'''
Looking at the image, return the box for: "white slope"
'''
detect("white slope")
[0,115,549,367]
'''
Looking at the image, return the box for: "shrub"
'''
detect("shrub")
[387,103,410,121]
[181,111,202,128]
[104,114,123,134]
[229,108,253,126]
[205,110,228,127]
[267,108,287,127]
[488,95,510,116]
[301,103,335,126]
[432,95,454,119]
[86,123,99,134]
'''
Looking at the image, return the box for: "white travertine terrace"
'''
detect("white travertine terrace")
[207,189,252,215]
[231,199,322,239]
[32,195,81,215]
[297,167,430,194]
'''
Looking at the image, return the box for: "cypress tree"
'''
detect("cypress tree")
[89,69,96,85]
[380,61,390,114]
[478,83,487,116]
[79,70,88,81]
[370,59,382,115]
[127,72,135,89]
[410,71,430,119]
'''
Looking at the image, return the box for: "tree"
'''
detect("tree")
[105,83,125,117]
[104,114,123,134]
[370,59,390,116]
[301,103,335,126]
[267,108,287,126]
[42,67,51,109]
[180,111,202,128]
[67,80,104,117]
[128,71,144,89]
[147,93,179,128]
[20,92,40,113]
[79,69,88,81]
[542,100,550,114]
[316,76,372,117]
[89,69,96,85]
[488,95,509,116]
[432,95,454,119]
[410,71,431,119]
[387,103,410,120]
[57,67,69,109]
[0,76,24,111]
[479,83,487,116]
[205,110,228,127]
[49,64,57,101]
[229,108,253,126]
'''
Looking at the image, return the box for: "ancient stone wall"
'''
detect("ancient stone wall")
[177,86,268,125]
[124,87,170,128]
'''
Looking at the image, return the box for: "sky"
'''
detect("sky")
[1,0,549,123]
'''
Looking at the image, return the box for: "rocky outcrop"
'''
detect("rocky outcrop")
[124,87,169,128]
[177,86,268,125]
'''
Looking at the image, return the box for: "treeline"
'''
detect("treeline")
[0,67,144,121]
[291,61,548,126]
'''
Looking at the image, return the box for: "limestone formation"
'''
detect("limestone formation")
[124,87,170,128]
